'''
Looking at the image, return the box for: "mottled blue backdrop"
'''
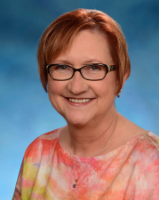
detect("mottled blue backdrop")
[0,0,159,199]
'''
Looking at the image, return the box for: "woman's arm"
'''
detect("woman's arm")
[12,161,23,200]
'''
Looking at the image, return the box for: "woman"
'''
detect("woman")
[13,9,159,199]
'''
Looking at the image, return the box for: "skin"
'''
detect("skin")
[47,30,146,157]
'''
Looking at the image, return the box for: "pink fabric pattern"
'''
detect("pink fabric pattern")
[12,128,159,200]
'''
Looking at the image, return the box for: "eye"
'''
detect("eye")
[91,65,102,70]
[54,65,68,70]
[87,64,103,71]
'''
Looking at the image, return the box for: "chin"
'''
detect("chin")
[67,120,86,126]
[66,116,89,127]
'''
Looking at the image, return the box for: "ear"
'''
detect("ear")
[122,71,129,88]
[116,71,129,97]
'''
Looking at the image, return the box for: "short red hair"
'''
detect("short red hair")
[37,9,130,93]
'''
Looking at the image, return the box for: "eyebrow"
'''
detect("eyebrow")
[82,59,104,64]
[51,58,104,65]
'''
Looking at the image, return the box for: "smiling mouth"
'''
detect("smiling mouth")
[68,98,92,103]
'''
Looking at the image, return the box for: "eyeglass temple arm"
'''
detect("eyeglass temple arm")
[108,65,116,72]
[46,65,49,70]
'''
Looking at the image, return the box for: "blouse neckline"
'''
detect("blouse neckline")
[57,128,154,161]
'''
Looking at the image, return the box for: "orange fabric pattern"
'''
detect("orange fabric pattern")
[12,128,159,200]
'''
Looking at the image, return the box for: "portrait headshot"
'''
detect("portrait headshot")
[0,0,159,199]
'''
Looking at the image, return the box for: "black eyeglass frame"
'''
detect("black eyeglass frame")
[46,63,116,81]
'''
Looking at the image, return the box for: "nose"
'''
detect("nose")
[67,71,88,95]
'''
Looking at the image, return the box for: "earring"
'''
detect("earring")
[117,89,122,98]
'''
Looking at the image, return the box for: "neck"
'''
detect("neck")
[66,106,118,157]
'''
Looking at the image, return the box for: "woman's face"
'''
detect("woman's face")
[47,30,118,126]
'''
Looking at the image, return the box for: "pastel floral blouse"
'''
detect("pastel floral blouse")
[13,128,159,200]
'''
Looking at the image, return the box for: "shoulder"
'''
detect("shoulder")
[135,132,159,155]
[24,128,63,160]
[130,132,159,169]
[133,133,159,197]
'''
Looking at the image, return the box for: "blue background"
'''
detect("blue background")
[0,0,159,199]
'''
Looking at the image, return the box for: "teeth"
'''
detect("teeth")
[68,98,91,103]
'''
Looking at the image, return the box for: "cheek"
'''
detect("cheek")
[47,80,61,106]
[48,82,58,95]
[95,76,118,100]
[47,82,63,115]
[47,77,64,96]
[47,79,67,110]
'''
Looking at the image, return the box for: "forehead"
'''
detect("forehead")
[51,30,113,64]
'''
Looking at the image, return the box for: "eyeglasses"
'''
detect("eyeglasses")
[46,63,116,81]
